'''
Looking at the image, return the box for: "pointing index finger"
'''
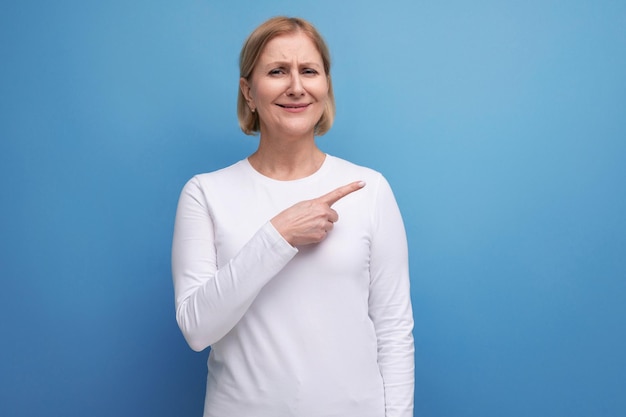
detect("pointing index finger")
[318,181,366,206]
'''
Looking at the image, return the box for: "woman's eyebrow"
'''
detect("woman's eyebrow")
[263,60,322,68]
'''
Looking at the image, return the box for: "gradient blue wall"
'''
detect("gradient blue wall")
[1,1,625,416]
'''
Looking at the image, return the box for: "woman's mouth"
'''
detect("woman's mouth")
[276,103,310,112]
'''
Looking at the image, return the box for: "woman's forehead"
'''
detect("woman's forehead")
[258,32,322,64]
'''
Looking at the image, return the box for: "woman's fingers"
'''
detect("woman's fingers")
[271,181,365,246]
[317,181,366,207]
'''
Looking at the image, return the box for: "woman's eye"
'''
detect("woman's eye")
[269,68,285,75]
[302,68,318,75]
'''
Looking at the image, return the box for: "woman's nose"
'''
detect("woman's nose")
[287,73,305,96]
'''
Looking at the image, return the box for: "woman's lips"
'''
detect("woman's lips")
[276,103,310,112]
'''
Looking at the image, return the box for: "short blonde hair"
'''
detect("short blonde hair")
[237,16,335,136]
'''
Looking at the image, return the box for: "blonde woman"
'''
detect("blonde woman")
[172,16,414,417]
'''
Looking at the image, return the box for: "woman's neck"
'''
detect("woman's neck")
[248,137,326,181]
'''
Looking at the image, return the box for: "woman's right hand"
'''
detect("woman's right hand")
[271,181,365,247]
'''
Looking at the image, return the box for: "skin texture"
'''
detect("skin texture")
[239,31,365,247]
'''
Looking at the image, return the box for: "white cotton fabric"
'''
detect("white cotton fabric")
[172,155,414,417]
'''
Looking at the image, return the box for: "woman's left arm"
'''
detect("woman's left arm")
[368,175,415,417]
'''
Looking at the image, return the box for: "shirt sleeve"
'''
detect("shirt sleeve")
[368,175,415,417]
[171,176,298,351]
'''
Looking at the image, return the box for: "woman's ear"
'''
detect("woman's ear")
[240,77,254,110]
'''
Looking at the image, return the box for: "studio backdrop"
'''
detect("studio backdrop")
[1,1,625,416]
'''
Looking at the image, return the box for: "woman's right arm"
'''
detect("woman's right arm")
[171,177,298,351]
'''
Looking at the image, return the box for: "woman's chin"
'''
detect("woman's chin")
[264,124,318,140]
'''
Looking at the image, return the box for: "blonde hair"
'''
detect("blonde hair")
[237,16,335,136]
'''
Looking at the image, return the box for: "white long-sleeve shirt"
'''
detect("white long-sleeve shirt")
[172,155,414,417]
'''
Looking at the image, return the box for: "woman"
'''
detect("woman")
[172,16,414,417]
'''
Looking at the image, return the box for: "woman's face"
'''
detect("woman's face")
[241,32,329,140]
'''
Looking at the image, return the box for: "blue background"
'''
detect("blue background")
[1,1,625,416]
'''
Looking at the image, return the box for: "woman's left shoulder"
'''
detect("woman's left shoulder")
[326,155,385,183]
